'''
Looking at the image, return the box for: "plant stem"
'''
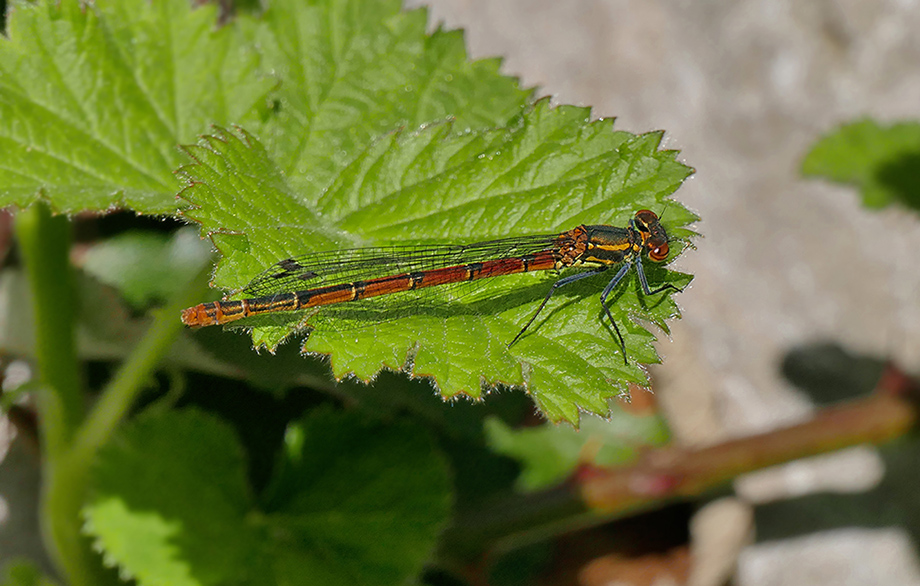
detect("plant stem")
[15,203,89,581]
[578,377,917,511]
[16,201,213,585]
[15,203,83,452]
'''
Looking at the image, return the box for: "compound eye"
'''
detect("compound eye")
[648,241,669,261]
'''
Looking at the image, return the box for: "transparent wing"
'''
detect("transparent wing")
[238,233,562,298]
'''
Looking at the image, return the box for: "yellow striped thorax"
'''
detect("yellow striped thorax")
[577,209,670,267]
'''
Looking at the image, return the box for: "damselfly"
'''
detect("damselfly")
[181,210,683,364]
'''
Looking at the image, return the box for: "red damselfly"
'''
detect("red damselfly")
[181,210,683,364]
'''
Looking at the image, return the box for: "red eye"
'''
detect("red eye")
[649,241,669,261]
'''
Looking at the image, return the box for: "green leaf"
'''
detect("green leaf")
[84,408,451,586]
[0,0,273,214]
[85,409,255,586]
[179,105,694,424]
[81,228,212,310]
[247,0,532,204]
[261,408,452,586]
[802,118,920,213]
[484,410,671,491]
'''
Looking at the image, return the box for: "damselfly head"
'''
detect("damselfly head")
[633,209,671,262]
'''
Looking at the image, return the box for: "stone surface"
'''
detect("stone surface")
[738,529,920,586]
[689,497,754,586]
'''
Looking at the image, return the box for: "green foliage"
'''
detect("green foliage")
[84,408,450,586]
[0,0,696,583]
[0,0,526,215]
[0,0,272,213]
[802,118,920,213]
[485,409,670,490]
